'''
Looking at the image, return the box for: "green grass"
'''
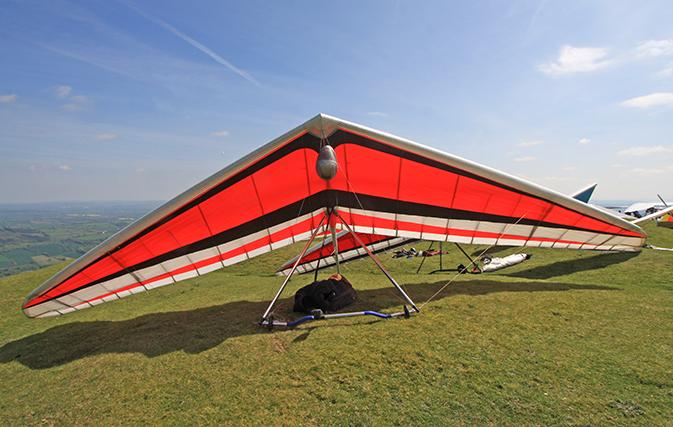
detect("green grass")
[28,243,66,257]
[3,249,36,266]
[1,221,672,426]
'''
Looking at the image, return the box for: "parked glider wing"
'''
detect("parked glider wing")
[659,212,673,228]
[23,114,647,318]
[569,182,597,204]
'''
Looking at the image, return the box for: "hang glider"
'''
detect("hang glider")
[23,114,647,319]
[658,212,673,229]
[569,182,597,204]
[625,202,665,218]
[632,205,673,225]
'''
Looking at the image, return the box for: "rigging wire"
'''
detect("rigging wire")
[419,200,544,309]
[332,157,417,302]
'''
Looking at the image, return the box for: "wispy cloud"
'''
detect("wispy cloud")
[540,39,673,79]
[624,165,673,175]
[543,176,575,182]
[70,94,92,104]
[579,138,591,144]
[368,112,388,117]
[211,131,230,137]
[35,26,253,96]
[656,63,673,78]
[620,92,673,108]
[60,165,72,171]
[514,156,536,162]
[122,2,260,87]
[60,103,82,111]
[58,92,93,111]
[53,85,72,98]
[517,140,544,147]
[0,94,18,104]
[636,39,673,58]
[538,46,611,76]
[618,145,672,156]
[95,133,118,140]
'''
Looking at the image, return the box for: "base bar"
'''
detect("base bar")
[260,308,415,328]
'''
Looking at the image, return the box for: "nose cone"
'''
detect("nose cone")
[316,145,338,181]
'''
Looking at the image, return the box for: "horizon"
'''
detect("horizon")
[0,198,662,211]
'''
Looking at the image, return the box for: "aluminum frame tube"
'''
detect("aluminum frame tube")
[260,211,329,322]
[333,210,420,313]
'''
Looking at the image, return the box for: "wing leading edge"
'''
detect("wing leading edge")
[23,114,647,318]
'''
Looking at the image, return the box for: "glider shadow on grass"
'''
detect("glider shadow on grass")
[504,251,639,280]
[1,279,616,370]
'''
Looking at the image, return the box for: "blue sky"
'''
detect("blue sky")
[1,1,672,204]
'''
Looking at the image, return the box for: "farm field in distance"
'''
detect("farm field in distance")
[0,201,162,278]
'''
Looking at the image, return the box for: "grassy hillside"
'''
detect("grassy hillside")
[1,221,672,426]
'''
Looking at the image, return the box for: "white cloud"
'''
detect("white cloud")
[517,140,544,147]
[636,39,673,58]
[53,86,72,99]
[543,176,575,182]
[539,39,673,79]
[538,46,611,76]
[0,94,17,104]
[95,133,118,140]
[70,95,92,104]
[579,138,591,144]
[620,92,673,108]
[618,145,672,156]
[60,103,82,111]
[625,165,673,175]
[514,156,536,162]
[656,63,673,78]
[563,166,575,171]
[631,40,673,78]
[29,165,50,171]
[60,165,71,171]
[211,131,230,137]
[368,112,388,117]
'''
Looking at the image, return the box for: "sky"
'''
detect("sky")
[1,0,672,205]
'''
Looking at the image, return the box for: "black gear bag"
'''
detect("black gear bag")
[292,274,358,313]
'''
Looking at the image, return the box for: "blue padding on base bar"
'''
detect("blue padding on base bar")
[271,310,397,327]
[285,316,314,327]
[363,311,393,318]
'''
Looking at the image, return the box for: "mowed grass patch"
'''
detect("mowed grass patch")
[0,221,671,425]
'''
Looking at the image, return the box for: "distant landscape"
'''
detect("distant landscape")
[0,201,162,278]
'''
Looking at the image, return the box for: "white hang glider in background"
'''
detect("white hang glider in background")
[23,114,648,327]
